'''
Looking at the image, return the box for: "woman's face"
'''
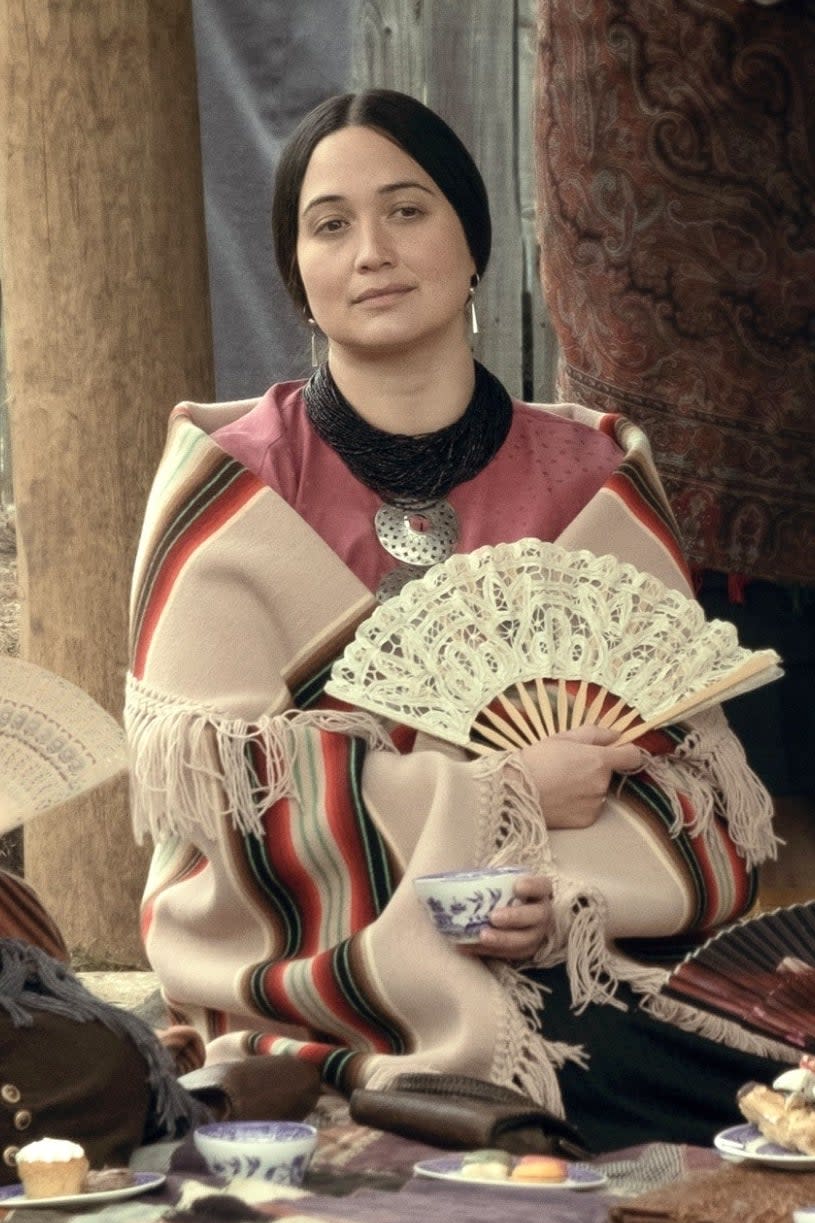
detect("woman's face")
[296,125,477,359]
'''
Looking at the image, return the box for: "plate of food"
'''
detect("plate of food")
[0,1171,167,1209]
[717,1057,815,1168]
[714,1124,815,1170]
[413,1151,607,1191]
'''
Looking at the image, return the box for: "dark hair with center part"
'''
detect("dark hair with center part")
[272,89,492,316]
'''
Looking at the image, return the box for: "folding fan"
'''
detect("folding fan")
[0,656,128,833]
[660,901,815,1052]
[325,539,782,753]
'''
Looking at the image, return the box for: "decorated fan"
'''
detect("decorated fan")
[325,539,782,752]
[659,902,815,1052]
[0,656,128,833]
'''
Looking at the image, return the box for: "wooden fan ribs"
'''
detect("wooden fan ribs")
[470,678,641,752]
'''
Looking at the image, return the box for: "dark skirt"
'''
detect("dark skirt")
[525,962,789,1154]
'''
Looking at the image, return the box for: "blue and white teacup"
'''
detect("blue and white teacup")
[413,866,525,944]
[193,1120,317,1185]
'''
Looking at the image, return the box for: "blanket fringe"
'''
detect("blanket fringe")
[645,708,778,868]
[541,890,798,1063]
[474,752,554,872]
[454,754,584,1110]
[639,989,799,1063]
[461,739,785,1080]
[125,674,395,844]
[538,883,797,1063]
[562,895,630,1013]
[361,965,587,1114]
[491,962,587,1113]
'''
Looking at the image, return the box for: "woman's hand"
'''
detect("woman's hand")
[458,873,554,962]
[517,725,645,830]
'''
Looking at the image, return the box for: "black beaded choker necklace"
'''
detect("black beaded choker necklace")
[303,360,513,508]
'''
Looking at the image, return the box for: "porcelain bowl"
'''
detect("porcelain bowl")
[193,1120,318,1185]
[413,866,525,943]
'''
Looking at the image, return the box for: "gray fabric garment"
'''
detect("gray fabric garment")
[191,0,352,400]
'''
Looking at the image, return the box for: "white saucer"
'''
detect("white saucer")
[413,1156,607,1191]
[0,1171,166,1209]
[714,1124,815,1169]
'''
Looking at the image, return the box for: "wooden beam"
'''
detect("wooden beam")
[0,0,214,963]
[351,0,425,92]
[350,0,557,401]
[425,0,523,397]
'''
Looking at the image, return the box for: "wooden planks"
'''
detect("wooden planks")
[350,0,557,402]
[518,0,557,403]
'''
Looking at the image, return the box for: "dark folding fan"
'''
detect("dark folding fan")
[660,901,815,1051]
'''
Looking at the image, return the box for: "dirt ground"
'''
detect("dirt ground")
[0,506,23,872]
[0,507,17,658]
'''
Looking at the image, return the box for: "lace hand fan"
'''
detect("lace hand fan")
[660,902,815,1052]
[325,539,782,753]
[0,656,128,833]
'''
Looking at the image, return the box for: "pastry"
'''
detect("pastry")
[14,1137,89,1199]
[83,1168,135,1192]
[509,1154,568,1182]
[738,1073,815,1156]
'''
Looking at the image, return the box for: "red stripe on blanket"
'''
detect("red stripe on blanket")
[598,412,623,438]
[207,1009,231,1040]
[258,962,314,1026]
[132,469,261,678]
[322,732,381,931]
[261,795,324,958]
[257,953,392,1054]
[254,1033,334,1065]
[690,810,753,932]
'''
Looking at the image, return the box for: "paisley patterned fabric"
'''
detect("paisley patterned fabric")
[535,0,815,583]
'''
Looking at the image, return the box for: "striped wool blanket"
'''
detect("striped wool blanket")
[125,399,789,1112]
[0,871,69,961]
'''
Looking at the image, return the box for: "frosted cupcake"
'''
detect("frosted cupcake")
[15,1137,89,1199]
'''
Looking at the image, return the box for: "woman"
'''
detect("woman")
[126,90,791,1151]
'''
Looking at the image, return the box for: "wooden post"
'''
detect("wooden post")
[0,0,214,963]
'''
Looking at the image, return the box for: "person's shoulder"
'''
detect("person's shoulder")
[512,397,610,433]
[211,379,306,442]
[208,379,309,484]
[208,379,308,470]
[511,398,624,456]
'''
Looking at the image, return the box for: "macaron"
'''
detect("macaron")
[509,1154,568,1183]
[459,1149,513,1180]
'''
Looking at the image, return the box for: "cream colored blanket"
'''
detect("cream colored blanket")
[125,399,789,1110]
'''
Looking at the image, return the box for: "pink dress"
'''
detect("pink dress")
[212,379,623,590]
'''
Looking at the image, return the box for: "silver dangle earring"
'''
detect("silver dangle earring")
[308,317,319,367]
[468,274,480,336]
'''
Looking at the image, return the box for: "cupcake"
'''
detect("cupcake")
[15,1137,89,1199]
